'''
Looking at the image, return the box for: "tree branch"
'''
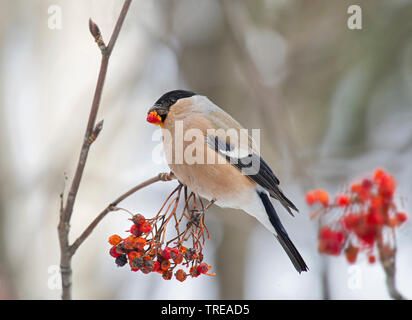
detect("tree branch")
[58,0,132,300]
[70,172,176,255]
[377,238,405,300]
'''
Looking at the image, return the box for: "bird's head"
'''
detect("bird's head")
[147,90,196,126]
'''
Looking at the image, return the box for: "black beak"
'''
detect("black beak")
[148,104,168,116]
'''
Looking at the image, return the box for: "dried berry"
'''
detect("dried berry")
[184,248,196,261]
[175,269,187,282]
[162,270,173,280]
[142,260,154,274]
[115,254,127,267]
[123,235,136,250]
[160,260,171,271]
[131,257,144,270]
[131,214,146,225]
[107,190,215,281]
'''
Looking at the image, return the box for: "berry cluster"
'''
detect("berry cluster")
[306,169,408,264]
[108,185,214,281]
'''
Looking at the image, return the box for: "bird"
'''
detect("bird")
[146,89,308,273]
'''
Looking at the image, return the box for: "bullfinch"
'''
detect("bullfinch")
[146,89,308,273]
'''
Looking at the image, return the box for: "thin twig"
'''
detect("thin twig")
[58,0,132,300]
[377,237,405,300]
[70,172,176,255]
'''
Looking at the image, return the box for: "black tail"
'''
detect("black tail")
[258,192,308,273]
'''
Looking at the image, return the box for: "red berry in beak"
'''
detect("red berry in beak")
[147,110,162,125]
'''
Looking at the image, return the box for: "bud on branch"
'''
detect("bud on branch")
[88,119,104,144]
[89,18,107,54]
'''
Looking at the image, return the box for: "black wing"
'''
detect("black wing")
[207,135,298,215]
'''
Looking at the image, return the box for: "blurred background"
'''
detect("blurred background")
[0,0,412,299]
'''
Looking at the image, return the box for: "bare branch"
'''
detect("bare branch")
[58,0,132,300]
[70,172,176,255]
[62,0,132,225]
[88,119,104,144]
[106,0,132,56]
[377,238,405,300]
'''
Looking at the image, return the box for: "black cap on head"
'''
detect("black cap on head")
[154,89,196,110]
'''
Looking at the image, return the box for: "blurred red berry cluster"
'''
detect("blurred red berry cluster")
[108,185,215,281]
[306,169,408,264]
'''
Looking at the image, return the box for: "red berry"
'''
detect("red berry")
[132,214,146,225]
[368,255,376,264]
[306,192,316,205]
[354,219,377,246]
[396,212,408,225]
[345,244,359,264]
[140,222,152,233]
[109,246,121,258]
[161,247,172,260]
[342,213,360,230]
[366,211,384,226]
[378,173,396,198]
[336,194,350,207]
[197,262,209,274]
[318,226,346,255]
[370,196,383,211]
[170,248,179,259]
[357,233,376,246]
[350,183,362,194]
[361,179,373,190]
[314,189,329,206]
[133,237,146,249]
[152,261,160,272]
[373,168,386,182]
[127,251,141,261]
[173,253,183,264]
[130,224,142,237]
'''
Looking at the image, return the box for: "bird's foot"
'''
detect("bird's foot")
[187,198,216,228]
